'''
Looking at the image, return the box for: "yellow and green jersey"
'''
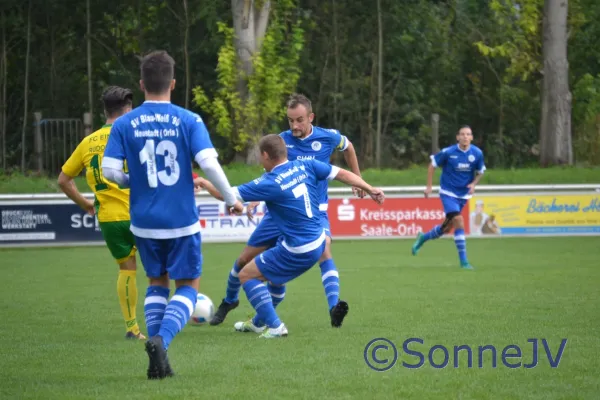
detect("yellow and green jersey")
[61,124,130,223]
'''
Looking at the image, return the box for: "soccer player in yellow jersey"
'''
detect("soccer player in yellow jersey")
[58,86,146,340]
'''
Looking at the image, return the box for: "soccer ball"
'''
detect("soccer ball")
[189,293,215,325]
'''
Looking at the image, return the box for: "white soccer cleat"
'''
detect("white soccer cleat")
[258,323,288,339]
[234,319,266,333]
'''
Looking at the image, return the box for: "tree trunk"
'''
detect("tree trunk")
[86,0,93,130]
[183,0,190,108]
[1,10,6,170]
[231,0,271,164]
[540,0,572,166]
[20,0,32,173]
[376,0,383,168]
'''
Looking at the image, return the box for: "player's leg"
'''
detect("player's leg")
[211,213,280,325]
[451,199,473,270]
[99,221,145,340]
[412,194,454,255]
[134,236,172,379]
[235,257,287,338]
[155,233,203,351]
[318,213,348,328]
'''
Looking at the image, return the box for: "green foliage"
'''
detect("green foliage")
[474,0,543,82]
[572,73,600,164]
[193,2,305,153]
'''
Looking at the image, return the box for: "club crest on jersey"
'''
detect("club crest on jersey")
[468,154,475,162]
[311,141,322,151]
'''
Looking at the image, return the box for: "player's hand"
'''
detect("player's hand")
[228,201,245,216]
[352,187,366,198]
[467,183,476,195]
[246,202,260,220]
[369,188,385,205]
[424,186,432,198]
[84,200,95,216]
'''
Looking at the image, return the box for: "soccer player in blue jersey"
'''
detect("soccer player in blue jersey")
[101,50,244,379]
[411,125,485,269]
[209,94,364,328]
[198,134,383,337]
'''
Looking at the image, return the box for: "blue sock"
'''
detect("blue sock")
[252,283,286,327]
[454,228,468,264]
[320,259,340,311]
[224,261,242,304]
[144,286,170,337]
[158,286,197,350]
[243,279,281,329]
[423,225,443,242]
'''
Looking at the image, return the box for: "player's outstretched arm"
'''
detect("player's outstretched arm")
[194,155,244,214]
[342,141,365,198]
[193,177,224,201]
[57,172,95,215]
[333,168,385,205]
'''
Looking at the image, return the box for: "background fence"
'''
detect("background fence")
[1,184,599,248]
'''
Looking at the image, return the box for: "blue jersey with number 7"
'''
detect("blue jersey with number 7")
[103,101,215,238]
[235,159,339,249]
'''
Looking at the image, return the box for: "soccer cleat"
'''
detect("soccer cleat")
[234,319,266,333]
[411,232,424,256]
[460,262,475,270]
[330,300,349,328]
[145,336,170,380]
[125,331,147,340]
[209,299,239,326]
[258,323,288,339]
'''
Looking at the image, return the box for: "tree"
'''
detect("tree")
[193,0,304,163]
[539,0,572,166]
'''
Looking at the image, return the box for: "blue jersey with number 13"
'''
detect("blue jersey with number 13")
[103,101,216,238]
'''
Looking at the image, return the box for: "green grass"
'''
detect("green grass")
[1,237,599,399]
[1,165,599,194]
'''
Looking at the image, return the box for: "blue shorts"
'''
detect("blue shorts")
[134,233,202,280]
[320,211,332,239]
[247,212,281,248]
[440,194,468,215]
[255,240,326,285]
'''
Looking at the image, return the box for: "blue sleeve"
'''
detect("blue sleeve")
[326,128,349,152]
[476,151,486,174]
[431,148,449,168]
[304,159,339,182]
[237,178,280,202]
[104,119,126,161]
[187,112,217,161]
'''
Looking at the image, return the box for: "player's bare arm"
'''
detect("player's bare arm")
[468,172,484,194]
[341,141,365,198]
[57,172,95,215]
[424,162,435,198]
[333,168,385,205]
[193,176,252,218]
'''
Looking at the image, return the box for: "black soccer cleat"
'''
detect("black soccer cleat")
[330,300,349,328]
[209,299,239,326]
[164,353,175,378]
[145,336,170,380]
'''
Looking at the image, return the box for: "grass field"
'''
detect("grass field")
[1,165,599,193]
[1,237,599,399]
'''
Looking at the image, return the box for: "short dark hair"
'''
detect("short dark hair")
[259,134,287,160]
[458,125,472,133]
[101,86,133,118]
[287,93,312,114]
[140,50,175,94]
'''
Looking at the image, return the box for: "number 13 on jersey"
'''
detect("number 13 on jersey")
[139,139,180,188]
